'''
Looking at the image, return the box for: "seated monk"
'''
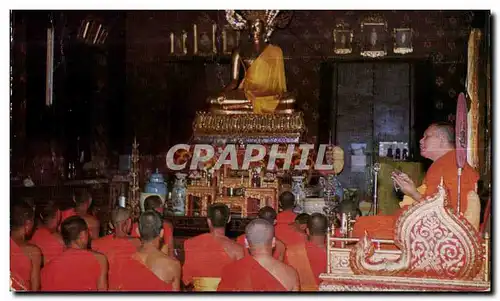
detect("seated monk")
[183,203,244,291]
[352,123,480,244]
[92,207,141,290]
[41,216,108,291]
[30,200,64,266]
[236,206,286,261]
[276,213,309,247]
[10,201,42,291]
[131,195,174,257]
[285,213,328,291]
[72,188,100,239]
[112,210,181,291]
[217,219,299,291]
[276,191,297,225]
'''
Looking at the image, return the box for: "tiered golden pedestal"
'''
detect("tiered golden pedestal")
[186,111,306,217]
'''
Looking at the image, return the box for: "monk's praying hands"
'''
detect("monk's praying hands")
[391,172,421,202]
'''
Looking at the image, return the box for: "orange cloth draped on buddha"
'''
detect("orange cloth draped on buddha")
[236,234,281,260]
[131,221,172,245]
[92,235,138,290]
[285,241,327,291]
[352,150,479,245]
[10,238,32,291]
[30,228,64,265]
[217,256,287,292]
[182,233,234,285]
[242,44,287,114]
[110,255,173,291]
[41,248,101,291]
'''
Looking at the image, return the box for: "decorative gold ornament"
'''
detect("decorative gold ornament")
[360,15,387,58]
[393,28,413,54]
[333,22,353,55]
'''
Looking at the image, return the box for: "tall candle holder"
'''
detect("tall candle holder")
[128,137,141,220]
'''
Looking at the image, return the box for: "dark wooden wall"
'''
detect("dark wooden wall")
[11,10,489,180]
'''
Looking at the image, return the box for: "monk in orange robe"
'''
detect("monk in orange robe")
[236,206,285,261]
[10,201,42,291]
[183,203,244,290]
[218,219,299,291]
[275,213,309,247]
[111,210,181,291]
[353,123,480,242]
[92,207,140,290]
[30,201,64,266]
[276,191,297,225]
[61,188,100,239]
[41,216,108,291]
[285,213,328,291]
[130,195,174,257]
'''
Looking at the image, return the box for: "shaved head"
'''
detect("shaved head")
[207,203,230,228]
[111,207,131,227]
[73,188,92,206]
[10,201,35,230]
[61,216,88,246]
[295,213,310,225]
[307,213,328,236]
[144,195,163,211]
[138,210,163,242]
[258,206,277,224]
[245,218,274,248]
[279,191,295,210]
[431,122,455,145]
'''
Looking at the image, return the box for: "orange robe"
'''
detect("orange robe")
[236,234,281,260]
[10,238,32,291]
[92,235,138,290]
[41,248,101,291]
[285,241,327,291]
[352,150,479,242]
[182,233,234,285]
[60,208,77,222]
[131,221,173,244]
[275,223,307,247]
[111,255,173,291]
[276,210,297,225]
[217,256,287,291]
[30,227,64,265]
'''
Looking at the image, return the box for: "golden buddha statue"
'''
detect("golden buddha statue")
[208,10,296,115]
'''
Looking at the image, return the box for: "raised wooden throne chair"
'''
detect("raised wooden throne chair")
[319,179,491,292]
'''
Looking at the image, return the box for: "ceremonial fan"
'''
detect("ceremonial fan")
[455,92,468,214]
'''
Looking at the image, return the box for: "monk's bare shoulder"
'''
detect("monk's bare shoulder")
[23,243,42,259]
[90,250,108,267]
[277,260,299,286]
[52,232,64,245]
[127,236,141,248]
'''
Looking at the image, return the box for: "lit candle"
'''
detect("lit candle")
[193,24,198,54]
[170,32,174,54]
[212,23,217,54]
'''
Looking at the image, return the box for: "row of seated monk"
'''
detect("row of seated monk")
[11,189,351,292]
[10,122,486,292]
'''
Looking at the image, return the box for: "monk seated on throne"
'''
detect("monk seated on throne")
[208,10,296,115]
[352,122,481,246]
